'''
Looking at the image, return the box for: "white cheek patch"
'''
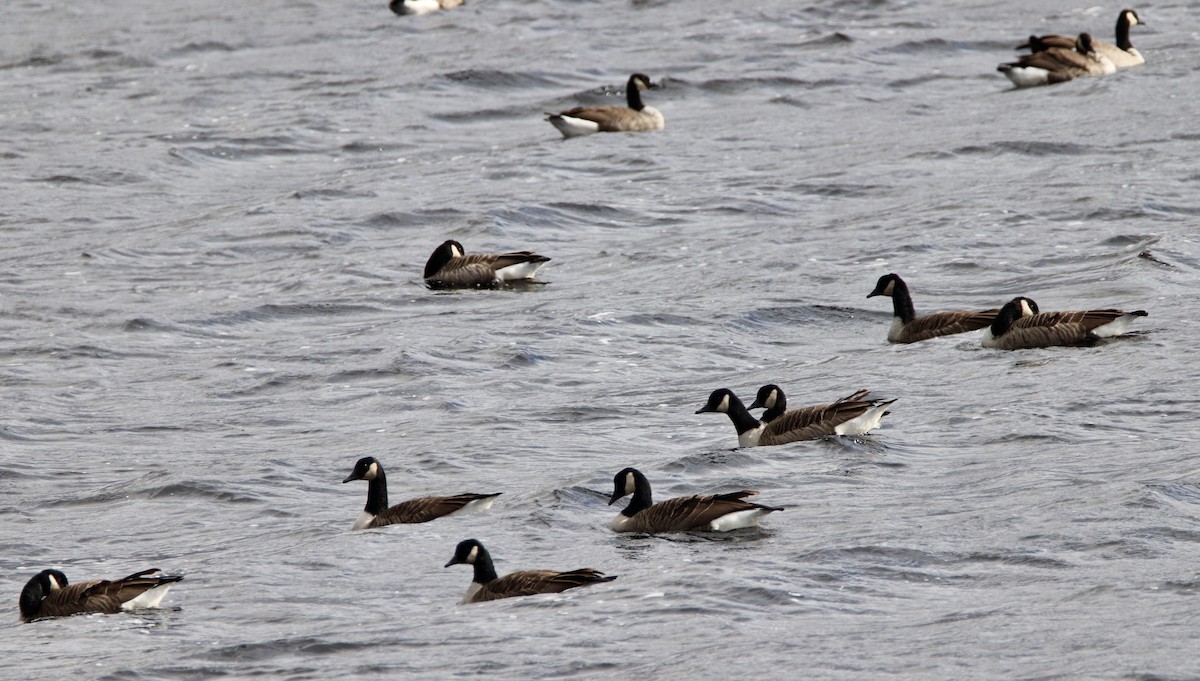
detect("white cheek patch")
[47,574,62,591]
[717,394,730,412]
[466,545,479,564]
[1019,299,1034,317]
[365,462,378,480]
[765,392,777,409]
[623,473,636,496]
[450,243,464,258]
[883,280,894,296]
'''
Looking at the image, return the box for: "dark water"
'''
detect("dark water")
[3,0,1198,678]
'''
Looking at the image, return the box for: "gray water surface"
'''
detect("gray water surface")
[3,0,1198,679]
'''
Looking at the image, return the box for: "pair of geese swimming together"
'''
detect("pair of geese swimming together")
[998,9,1145,87]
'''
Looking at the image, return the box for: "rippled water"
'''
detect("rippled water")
[4,0,1199,678]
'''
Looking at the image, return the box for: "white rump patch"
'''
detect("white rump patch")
[495,261,546,282]
[399,0,442,15]
[1002,66,1051,88]
[351,510,376,531]
[549,115,601,138]
[121,583,174,610]
[834,402,890,436]
[446,496,498,516]
[707,508,771,531]
[1091,313,1141,338]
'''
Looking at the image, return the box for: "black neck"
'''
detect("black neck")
[472,547,498,585]
[889,278,916,323]
[1115,13,1133,51]
[625,76,645,111]
[364,467,389,515]
[723,393,764,436]
[762,393,787,422]
[990,302,1021,336]
[621,470,655,517]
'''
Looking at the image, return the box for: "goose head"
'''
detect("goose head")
[748,385,781,411]
[695,388,737,415]
[343,456,382,483]
[423,239,465,279]
[866,273,902,298]
[444,539,485,568]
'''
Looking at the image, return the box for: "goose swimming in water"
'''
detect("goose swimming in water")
[19,568,182,622]
[696,387,894,448]
[1018,9,1145,69]
[998,33,1116,88]
[423,239,550,288]
[343,456,501,529]
[981,296,1147,349]
[867,273,999,343]
[444,539,617,604]
[546,73,665,138]
[607,467,783,533]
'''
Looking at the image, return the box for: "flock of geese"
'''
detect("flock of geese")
[16,5,1152,623]
[19,237,1151,619]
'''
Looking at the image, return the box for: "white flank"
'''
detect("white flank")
[549,115,601,138]
[1003,66,1051,88]
[1091,313,1142,337]
[351,510,376,531]
[446,496,497,517]
[707,508,772,532]
[834,402,890,436]
[121,583,174,610]
[737,423,765,448]
[495,261,546,282]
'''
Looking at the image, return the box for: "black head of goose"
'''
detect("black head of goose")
[1018,9,1145,69]
[19,567,182,622]
[545,73,665,138]
[999,32,1116,87]
[607,467,782,533]
[342,456,501,530]
[982,296,1147,349]
[444,539,617,604]
[423,239,550,288]
[696,387,894,448]
[389,0,463,16]
[748,384,786,423]
[866,273,1000,343]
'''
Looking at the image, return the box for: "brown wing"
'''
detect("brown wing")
[1013,48,1092,78]
[759,394,878,444]
[991,322,1094,349]
[430,261,500,287]
[371,493,499,526]
[898,309,1000,342]
[476,569,616,601]
[629,492,769,532]
[1021,34,1076,50]
[1011,310,1127,332]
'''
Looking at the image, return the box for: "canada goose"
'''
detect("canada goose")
[982,296,1148,349]
[998,33,1116,87]
[19,568,182,622]
[696,387,894,448]
[607,467,783,533]
[390,0,463,16]
[546,73,665,138]
[342,456,501,529]
[444,539,617,604]
[866,273,1000,343]
[423,239,550,288]
[1018,9,1145,69]
[748,384,787,423]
